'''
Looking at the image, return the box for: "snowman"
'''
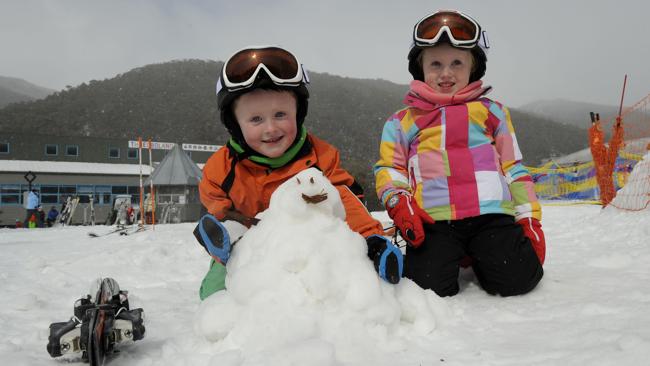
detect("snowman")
[194,168,448,363]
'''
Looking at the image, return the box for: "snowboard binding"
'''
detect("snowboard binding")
[46,278,145,365]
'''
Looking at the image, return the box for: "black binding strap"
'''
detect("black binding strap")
[349,180,364,197]
[221,144,242,195]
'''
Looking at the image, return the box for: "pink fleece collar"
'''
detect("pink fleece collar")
[403,80,492,111]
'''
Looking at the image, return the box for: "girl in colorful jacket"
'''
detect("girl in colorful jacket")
[195,46,403,300]
[374,10,545,297]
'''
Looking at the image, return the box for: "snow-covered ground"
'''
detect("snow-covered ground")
[2,202,650,365]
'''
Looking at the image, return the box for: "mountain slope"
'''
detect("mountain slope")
[0,60,592,209]
[520,98,650,140]
[0,76,55,108]
[519,98,620,129]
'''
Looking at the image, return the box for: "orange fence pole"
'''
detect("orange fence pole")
[148,138,155,229]
[138,137,144,227]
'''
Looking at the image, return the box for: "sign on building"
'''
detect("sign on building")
[181,143,221,152]
[128,141,175,150]
[128,141,221,152]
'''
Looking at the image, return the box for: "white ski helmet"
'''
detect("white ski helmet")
[407,10,490,82]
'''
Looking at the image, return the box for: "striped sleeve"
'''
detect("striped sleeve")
[490,103,541,221]
[374,109,414,205]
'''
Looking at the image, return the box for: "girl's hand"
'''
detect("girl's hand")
[517,217,546,265]
[386,194,435,248]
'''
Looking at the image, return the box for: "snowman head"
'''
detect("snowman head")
[269,168,346,221]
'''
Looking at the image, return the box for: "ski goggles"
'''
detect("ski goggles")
[217,46,309,93]
[413,10,488,50]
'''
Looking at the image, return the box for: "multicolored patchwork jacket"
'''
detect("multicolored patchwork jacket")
[374,97,541,221]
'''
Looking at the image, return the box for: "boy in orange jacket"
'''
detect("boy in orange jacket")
[194,46,402,300]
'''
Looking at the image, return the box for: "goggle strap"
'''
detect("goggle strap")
[216,77,223,95]
[480,30,490,49]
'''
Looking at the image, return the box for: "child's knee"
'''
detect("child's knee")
[431,279,460,297]
[478,255,543,296]
[405,261,460,297]
[501,263,543,296]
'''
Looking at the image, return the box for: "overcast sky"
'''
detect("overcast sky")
[1,0,648,108]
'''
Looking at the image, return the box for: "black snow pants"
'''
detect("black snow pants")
[403,214,543,297]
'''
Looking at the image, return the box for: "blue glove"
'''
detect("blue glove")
[193,214,232,264]
[366,235,403,284]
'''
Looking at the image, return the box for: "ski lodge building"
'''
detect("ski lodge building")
[0,133,218,227]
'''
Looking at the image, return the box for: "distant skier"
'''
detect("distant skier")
[23,189,41,228]
[143,193,154,224]
[46,206,59,227]
[375,10,545,297]
[37,205,45,228]
[126,205,134,225]
[194,46,403,300]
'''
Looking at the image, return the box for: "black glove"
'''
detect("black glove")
[366,235,403,284]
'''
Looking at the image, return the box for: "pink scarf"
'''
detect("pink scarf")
[403,80,492,111]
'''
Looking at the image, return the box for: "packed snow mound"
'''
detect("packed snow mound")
[194,168,448,364]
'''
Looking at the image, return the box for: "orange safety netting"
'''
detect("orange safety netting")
[588,91,650,210]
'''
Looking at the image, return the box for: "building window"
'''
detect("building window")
[128,186,141,205]
[45,144,58,156]
[109,147,120,159]
[57,185,77,204]
[0,184,21,204]
[157,193,185,204]
[65,145,79,156]
[127,148,138,159]
[112,186,128,194]
[0,142,8,154]
[95,186,112,205]
[40,185,59,204]
[0,184,170,208]
[77,185,94,203]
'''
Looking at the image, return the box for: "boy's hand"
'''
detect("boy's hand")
[193,214,232,264]
[516,217,546,265]
[224,208,260,228]
[386,194,434,248]
[366,235,403,284]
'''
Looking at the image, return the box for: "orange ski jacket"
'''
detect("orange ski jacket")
[199,134,384,238]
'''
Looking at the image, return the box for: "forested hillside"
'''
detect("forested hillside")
[0,60,590,208]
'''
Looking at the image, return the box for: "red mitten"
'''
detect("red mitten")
[517,217,546,265]
[386,194,434,248]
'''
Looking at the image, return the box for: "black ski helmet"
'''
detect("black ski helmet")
[216,47,310,147]
[407,10,490,83]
